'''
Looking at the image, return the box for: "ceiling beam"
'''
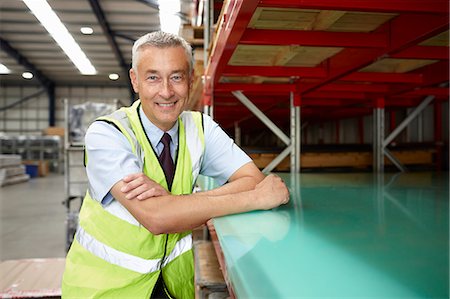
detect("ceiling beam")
[0,36,57,125]
[386,60,449,97]
[215,83,295,93]
[88,0,134,101]
[240,29,387,48]
[0,36,53,87]
[391,45,449,60]
[400,87,449,98]
[88,0,128,70]
[342,72,423,84]
[318,83,391,93]
[258,0,449,14]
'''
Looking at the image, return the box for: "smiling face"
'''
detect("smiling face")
[130,45,191,131]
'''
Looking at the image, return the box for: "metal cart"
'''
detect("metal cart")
[63,99,118,250]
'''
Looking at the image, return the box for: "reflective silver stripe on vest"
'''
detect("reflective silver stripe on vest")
[162,233,192,268]
[76,226,192,274]
[181,112,204,183]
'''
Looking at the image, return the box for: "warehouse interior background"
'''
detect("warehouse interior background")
[0,0,449,173]
[0,0,449,297]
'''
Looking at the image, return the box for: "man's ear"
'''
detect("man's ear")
[129,68,139,93]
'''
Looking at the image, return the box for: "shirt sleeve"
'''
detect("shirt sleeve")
[85,121,142,205]
[200,114,252,185]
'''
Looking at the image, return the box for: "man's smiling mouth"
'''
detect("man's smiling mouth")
[157,100,178,107]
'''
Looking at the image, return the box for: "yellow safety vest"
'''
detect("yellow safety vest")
[62,100,205,298]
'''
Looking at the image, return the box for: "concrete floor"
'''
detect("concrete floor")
[0,174,67,260]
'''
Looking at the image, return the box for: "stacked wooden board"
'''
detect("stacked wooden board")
[0,154,29,187]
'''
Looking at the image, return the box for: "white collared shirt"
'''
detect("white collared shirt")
[85,106,251,205]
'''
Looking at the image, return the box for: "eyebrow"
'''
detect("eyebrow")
[145,69,186,75]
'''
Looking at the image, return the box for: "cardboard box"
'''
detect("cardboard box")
[0,258,65,298]
[43,127,65,137]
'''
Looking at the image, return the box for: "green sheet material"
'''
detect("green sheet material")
[202,172,449,298]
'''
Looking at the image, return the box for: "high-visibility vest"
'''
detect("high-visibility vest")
[62,100,205,298]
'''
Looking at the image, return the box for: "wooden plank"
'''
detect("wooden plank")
[247,7,395,32]
[0,258,65,298]
[230,45,342,67]
[249,149,435,170]
[248,8,319,30]
[273,45,302,65]
[328,12,396,32]
[361,58,438,73]
[194,241,227,288]
[284,46,342,67]
[420,30,449,46]
[229,45,280,66]
[312,10,346,30]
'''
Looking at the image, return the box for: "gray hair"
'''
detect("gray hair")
[131,31,193,76]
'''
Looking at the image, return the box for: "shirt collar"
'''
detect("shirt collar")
[139,105,179,149]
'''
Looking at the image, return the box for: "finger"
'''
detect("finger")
[124,184,149,199]
[122,173,143,183]
[138,187,169,200]
[285,195,290,204]
[121,175,147,192]
[137,188,157,200]
[121,180,140,193]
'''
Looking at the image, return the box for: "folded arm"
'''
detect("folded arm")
[111,162,288,235]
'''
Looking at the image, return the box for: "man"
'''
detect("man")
[62,31,289,298]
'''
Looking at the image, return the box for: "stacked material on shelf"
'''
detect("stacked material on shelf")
[0,154,30,187]
[0,258,65,297]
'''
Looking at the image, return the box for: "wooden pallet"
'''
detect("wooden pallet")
[194,240,228,299]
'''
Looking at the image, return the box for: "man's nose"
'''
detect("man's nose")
[159,79,174,99]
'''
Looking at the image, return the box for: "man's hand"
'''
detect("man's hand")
[120,173,169,200]
[254,174,290,210]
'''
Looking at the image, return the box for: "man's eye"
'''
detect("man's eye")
[171,75,183,82]
[148,75,158,81]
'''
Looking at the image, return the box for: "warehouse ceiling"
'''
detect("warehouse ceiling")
[0,0,194,87]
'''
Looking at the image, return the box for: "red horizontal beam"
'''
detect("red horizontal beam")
[380,61,449,97]
[318,83,391,93]
[301,98,366,106]
[258,0,449,14]
[222,65,326,78]
[401,87,449,97]
[416,60,449,86]
[391,46,449,60]
[386,98,423,107]
[215,83,296,93]
[302,99,346,106]
[240,29,387,48]
[306,90,368,100]
[342,72,423,84]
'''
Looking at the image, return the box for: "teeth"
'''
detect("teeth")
[158,103,174,107]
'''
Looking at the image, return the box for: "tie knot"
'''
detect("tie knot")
[161,133,171,147]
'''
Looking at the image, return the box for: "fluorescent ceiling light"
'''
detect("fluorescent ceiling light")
[158,0,181,35]
[22,72,33,79]
[109,73,119,80]
[0,63,11,74]
[80,27,94,35]
[23,0,97,75]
